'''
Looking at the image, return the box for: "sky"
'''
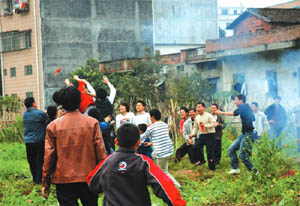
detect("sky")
[218,0,294,8]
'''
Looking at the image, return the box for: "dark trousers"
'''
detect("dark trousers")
[175,142,203,163]
[214,139,222,164]
[195,133,216,170]
[56,183,98,206]
[25,142,44,184]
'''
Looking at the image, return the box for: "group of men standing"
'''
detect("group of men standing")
[175,94,287,175]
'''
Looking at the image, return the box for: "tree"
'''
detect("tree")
[71,50,167,109]
[167,72,214,107]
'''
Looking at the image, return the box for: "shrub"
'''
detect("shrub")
[0,115,24,143]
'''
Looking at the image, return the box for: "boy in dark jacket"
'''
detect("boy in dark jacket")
[87,124,186,206]
[137,124,153,159]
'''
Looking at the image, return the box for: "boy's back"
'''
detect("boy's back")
[87,148,185,206]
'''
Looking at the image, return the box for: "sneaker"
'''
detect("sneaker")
[195,161,206,166]
[227,168,240,175]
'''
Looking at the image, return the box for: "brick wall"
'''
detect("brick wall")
[206,24,300,53]
[233,15,283,35]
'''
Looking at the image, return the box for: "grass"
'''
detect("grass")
[0,132,299,206]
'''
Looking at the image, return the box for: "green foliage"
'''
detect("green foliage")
[167,72,214,107]
[0,115,24,143]
[0,96,23,115]
[70,58,104,89]
[0,131,299,205]
[71,52,167,108]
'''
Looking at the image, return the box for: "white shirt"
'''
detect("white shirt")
[253,111,269,136]
[133,112,151,125]
[116,112,135,129]
[107,82,116,104]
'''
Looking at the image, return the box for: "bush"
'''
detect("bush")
[0,115,24,143]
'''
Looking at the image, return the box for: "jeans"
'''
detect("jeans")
[229,132,257,171]
[56,183,98,206]
[25,142,44,184]
[268,125,284,147]
[152,151,181,188]
[195,133,216,171]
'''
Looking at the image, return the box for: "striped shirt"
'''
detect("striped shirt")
[140,121,174,158]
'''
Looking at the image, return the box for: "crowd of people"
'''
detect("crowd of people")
[22,76,292,206]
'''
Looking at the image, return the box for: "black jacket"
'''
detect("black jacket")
[87,148,186,206]
[95,98,113,121]
[214,115,226,140]
[264,104,287,128]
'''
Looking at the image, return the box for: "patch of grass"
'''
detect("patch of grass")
[0,131,299,205]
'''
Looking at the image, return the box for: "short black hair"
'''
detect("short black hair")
[117,124,140,148]
[235,94,246,103]
[251,102,258,107]
[274,96,281,101]
[212,103,219,109]
[52,89,63,106]
[189,108,196,112]
[58,86,81,111]
[96,88,108,100]
[196,102,206,108]
[137,100,146,107]
[88,108,100,121]
[149,109,161,120]
[138,124,147,133]
[24,97,35,109]
[180,106,189,113]
[47,105,57,119]
[120,102,130,112]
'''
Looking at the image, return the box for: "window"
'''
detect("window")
[221,9,228,15]
[176,65,184,72]
[226,23,231,28]
[208,77,219,94]
[1,30,31,52]
[233,73,245,93]
[26,92,33,98]
[10,67,16,77]
[3,69,7,76]
[24,65,32,75]
[234,10,238,15]
[1,0,13,14]
[266,71,278,98]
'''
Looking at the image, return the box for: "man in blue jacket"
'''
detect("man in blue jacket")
[23,97,47,184]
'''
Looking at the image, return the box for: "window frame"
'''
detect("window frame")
[10,67,16,77]
[25,92,33,98]
[24,65,33,75]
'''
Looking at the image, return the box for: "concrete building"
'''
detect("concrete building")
[100,8,300,110]
[153,0,218,55]
[218,5,244,37]
[0,0,153,108]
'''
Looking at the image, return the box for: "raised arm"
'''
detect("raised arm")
[102,77,116,104]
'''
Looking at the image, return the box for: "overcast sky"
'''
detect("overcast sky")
[218,0,294,8]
